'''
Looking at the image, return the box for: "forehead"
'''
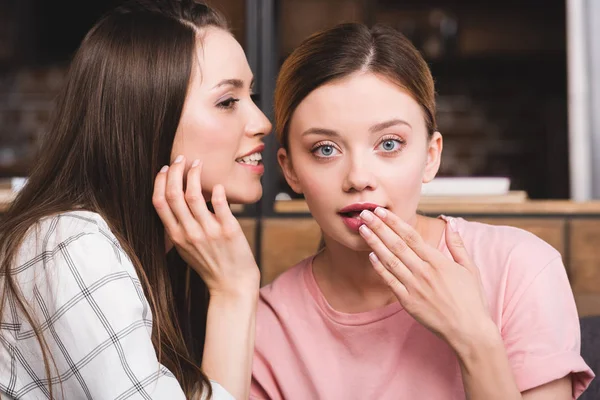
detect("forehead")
[194,27,252,86]
[290,72,426,134]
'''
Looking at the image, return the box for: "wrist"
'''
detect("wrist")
[448,318,503,366]
[208,277,260,302]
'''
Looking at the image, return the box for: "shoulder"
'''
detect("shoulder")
[449,216,561,267]
[259,255,312,305]
[18,210,121,257]
[256,255,314,331]
[14,210,135,296]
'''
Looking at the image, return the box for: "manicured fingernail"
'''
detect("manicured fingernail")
[360,210,373,222]
[449,218,458,232]
[359,224,372,237]
[369,252,379,263]
[174,155,184,164]
[374,207,387,218]
[159,165,169,173]
[191,159,200,168]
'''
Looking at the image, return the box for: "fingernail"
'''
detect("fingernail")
[359,224,372,237]
[191,159,200,168]
[449,218,458,232]
[174,155,184,164]
[369,252,379,263]
[374,207,387,218]
[159,165,169,173]
[360,210,374,222]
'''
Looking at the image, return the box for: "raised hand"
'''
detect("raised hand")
[152,155,259,297]
[358,208,491,346]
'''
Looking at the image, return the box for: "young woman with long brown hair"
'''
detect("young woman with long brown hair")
[251,23,594,399]
[0,0,270,398]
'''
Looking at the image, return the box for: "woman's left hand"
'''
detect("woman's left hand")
[358,208,493,348]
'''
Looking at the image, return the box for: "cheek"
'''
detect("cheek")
[382,154,427,212]
[173,111,241,183]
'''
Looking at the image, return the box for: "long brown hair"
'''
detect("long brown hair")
[0,0,227,397]
[275,23,437,150]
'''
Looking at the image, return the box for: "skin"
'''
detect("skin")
[153,27,271,400]
[171,27,271,204]
[278,71,572,399]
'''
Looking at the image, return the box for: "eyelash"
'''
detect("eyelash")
[217,91,260,110]
[311,141,339,160]
[217,97,240,110]
[310,135,406,159]
[377,135,406,154]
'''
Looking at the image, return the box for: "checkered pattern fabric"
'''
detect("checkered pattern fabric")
[0,211,231,399]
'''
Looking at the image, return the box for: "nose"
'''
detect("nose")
[341,155,376,193]
[246,101,272,138]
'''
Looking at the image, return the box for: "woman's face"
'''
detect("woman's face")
[279,72,442,251]
[171,27,272,204]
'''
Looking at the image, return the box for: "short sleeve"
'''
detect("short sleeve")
[501,256,595,398]
[3,226,187,399]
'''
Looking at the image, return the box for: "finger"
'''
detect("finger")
[152,165,180,234]
[359,224,416,288]
[185,160,215,222]
[445,219,477,273]
[165,155,198,231]
[369,251,409,301]
[370,208,436,263]
[184,159,222,238]
[359,209,425,271]
[211,184,238,231]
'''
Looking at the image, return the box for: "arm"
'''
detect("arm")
[153,158,260,399]
[22,228,186,399]
[202,290,258,400]
[451,317,572,400]
[358,210,590,399]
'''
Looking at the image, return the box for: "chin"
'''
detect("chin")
[324,226,372,252]
[226,183,262,204]
[339,236,371,252]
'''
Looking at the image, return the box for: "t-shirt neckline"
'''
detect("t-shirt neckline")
[303,215,456,326]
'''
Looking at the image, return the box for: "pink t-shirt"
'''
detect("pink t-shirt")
[251,216,595,399]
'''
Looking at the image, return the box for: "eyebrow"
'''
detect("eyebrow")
[301,127,340,138]
[301,119,412,137]
[213,77,255,90]
[369,118,412,133]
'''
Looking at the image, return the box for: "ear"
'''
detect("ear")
[423,131,443,183]
[277,147,303,194]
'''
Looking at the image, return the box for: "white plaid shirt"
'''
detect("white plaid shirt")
[0,211,233,400]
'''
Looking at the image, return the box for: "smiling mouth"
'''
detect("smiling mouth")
[235,152,262,166]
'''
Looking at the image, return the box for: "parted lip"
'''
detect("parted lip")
[338,202,383,214]
[237,144,265,159]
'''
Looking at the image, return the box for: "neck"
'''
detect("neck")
[313,242,397,313]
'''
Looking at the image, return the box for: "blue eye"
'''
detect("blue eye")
[379,139,402,152]
[313,144,339,158]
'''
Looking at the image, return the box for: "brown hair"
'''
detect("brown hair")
[0,0,226,398]
[275,23,437,150]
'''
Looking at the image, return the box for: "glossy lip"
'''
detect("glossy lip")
[338,203,385,233]
[238,162,264,175]
[237,144,265,159]
[338,202,383,214]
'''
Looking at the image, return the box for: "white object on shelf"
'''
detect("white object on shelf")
[421,177,510,196]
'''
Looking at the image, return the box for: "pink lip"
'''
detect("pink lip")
[338,203,384,233]
[238,144,265,158]
[236,144,265,175]
[239,162,265,175]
